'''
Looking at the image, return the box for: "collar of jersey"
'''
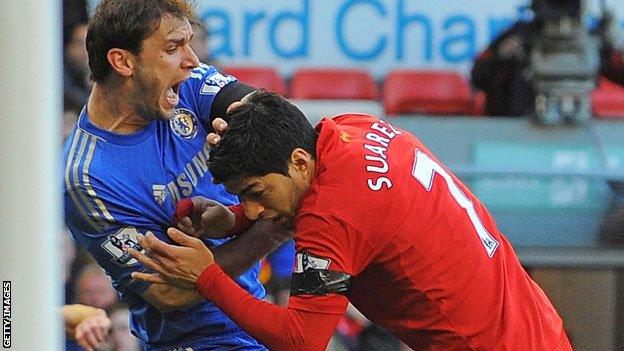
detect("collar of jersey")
[78,106,157,145]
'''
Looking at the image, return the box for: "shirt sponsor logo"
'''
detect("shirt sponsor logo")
[170,108,198,140]
[294,251,331,273]
[102,227,145,267]
[166,145,211,204]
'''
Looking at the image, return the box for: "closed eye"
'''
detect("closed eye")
[245,190,265,201]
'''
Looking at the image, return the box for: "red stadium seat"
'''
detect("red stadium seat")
[383,70,473,116]
[290,68,378,100]
[592,77,624,119]
[224,66,288,96]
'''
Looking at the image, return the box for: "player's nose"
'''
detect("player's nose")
[181,44,200,69]
[242,200,265,221]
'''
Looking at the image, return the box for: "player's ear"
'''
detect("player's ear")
[107,48,135,77]
[290,148,313,177]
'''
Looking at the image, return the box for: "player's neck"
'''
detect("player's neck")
[87,83,150,134]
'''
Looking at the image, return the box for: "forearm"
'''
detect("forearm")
[212,219,293,278]
[197,265,341,351]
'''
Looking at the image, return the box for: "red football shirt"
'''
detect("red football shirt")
[196,113,572,351]
[288,114,571,350]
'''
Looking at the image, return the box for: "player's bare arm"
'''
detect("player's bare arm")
[174,195,294,276]
[131,214,293,286]
[129,228,345,351]
[211,217,293,277]
[175,197,237,239]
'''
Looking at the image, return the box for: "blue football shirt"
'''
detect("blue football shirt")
[63,64,266,350]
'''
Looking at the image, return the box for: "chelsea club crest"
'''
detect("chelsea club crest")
[170,108,198,140]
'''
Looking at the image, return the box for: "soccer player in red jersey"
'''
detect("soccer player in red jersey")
[129,91,573,351]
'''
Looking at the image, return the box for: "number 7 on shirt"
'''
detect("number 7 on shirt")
[411,149,500,258]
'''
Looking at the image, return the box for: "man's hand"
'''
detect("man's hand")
[75,310,111,351]
[207,118,228,146]
[207,93,252,146]
[63,305,111,351]
[175,197,236,238]
[128,228,215,290]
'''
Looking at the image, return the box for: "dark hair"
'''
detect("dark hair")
[63,0,88,47]
[208,91,318,184]
[86,0,199,83]
[63,21,87,50]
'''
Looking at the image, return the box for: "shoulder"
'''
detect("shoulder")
[181,63,237,97]
[62,128,124,233]
[315,114,400,185]
[63,127,107,188]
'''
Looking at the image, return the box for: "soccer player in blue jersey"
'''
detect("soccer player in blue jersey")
[63,1,290,350]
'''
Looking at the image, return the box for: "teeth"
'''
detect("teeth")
[165,85,179,106]
[166,86,176,97]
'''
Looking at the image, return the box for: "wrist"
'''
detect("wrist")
[227,204,255,235]
[196,263,222,297]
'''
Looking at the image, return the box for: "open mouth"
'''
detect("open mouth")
[164,82,181,108]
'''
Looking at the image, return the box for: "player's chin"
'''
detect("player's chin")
[158,95,179,119]
[157,105,176,120]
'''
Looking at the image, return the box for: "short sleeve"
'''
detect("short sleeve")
[178,64,238,127]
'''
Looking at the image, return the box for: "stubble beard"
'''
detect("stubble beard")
[131,68,173,122]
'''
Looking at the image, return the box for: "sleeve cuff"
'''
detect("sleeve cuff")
[210,82,256,122]
[196,263,226,299]
[228,204,255,235]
